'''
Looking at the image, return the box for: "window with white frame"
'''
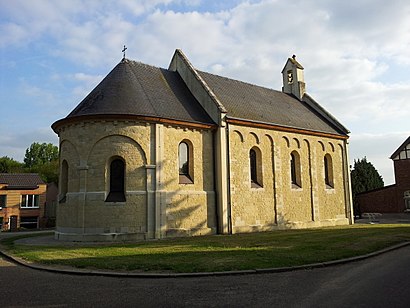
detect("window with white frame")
[21,195,40,208]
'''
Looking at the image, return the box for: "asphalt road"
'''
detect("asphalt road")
[1,245,409,307]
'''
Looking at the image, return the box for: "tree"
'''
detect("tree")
[0,156,24,173]
[31,159,59,184]
[351,157,384,216]
[23,142,59,183]
[24,142,58,168]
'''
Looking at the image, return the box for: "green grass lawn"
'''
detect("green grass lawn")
[2,224,410,273]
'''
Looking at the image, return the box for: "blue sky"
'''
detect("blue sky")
[1,0,409,184]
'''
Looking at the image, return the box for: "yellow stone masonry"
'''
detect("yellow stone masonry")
[55,120,217,240]
[54,118,350,241]
[228,124,349,232]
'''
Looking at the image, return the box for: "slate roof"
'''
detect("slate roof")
[0,173,45,189]
[54,52,348,137]
[63,59,215,126]
[197,71,346,135]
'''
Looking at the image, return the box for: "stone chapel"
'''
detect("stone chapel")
[52,49,353,241]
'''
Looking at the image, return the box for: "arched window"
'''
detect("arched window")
[324,154,334,188]
[250,147,263,188]
[60,160,68,203]
[179,141,193,184]
[290,151,301,188]
[106,158,126,202]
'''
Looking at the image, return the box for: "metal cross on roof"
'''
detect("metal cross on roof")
[122,45,127,59]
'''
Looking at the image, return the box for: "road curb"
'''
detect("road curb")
[1,240,409,278]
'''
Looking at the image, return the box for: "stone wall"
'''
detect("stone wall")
[55,118,350,241]
[228,124,350,232]
[55,120,216,240]
[56,120,151,240]
[161,125,216,237]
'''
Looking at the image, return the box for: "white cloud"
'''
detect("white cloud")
[0,128,58,162]
[71,72,104,100]
[73,72,103,83]
[0,22,28,47]
[117,0,177,15]
[1,0,410,183]
[21,82,56,107]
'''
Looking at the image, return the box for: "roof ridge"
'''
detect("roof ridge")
[124,58,167,71]
[198,70,281,94]
[126,60,161,116]
[171,49,227,114]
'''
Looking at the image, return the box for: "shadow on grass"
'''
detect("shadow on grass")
[4,225,410,273]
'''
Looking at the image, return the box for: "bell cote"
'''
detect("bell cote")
[281,55,306,100]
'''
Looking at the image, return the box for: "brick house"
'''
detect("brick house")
[0,173,47,231]
[357,136,410,213]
